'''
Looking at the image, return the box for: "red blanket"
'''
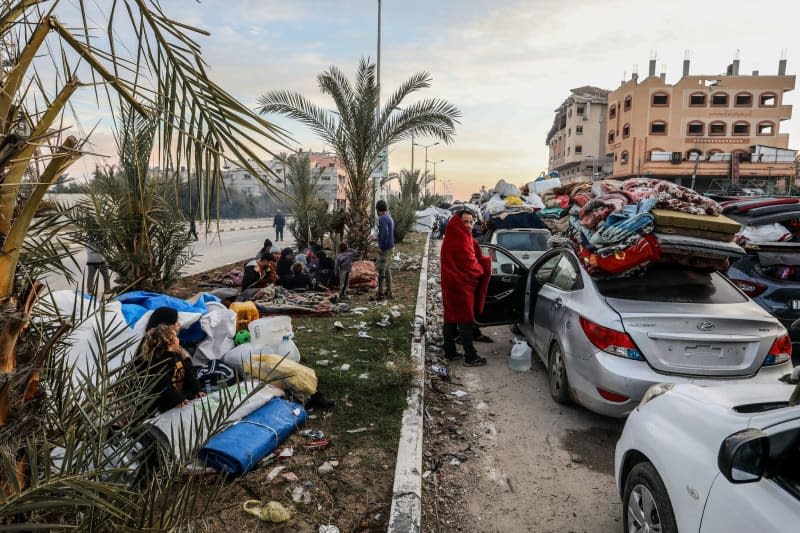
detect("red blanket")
[441,217,492,323]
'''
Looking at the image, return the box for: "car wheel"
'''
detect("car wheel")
[623,462,678,533]
[548,343,570,404]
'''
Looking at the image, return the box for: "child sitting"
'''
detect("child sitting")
[285,261,313,291]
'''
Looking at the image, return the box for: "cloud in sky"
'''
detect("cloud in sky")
[67,0,797,200]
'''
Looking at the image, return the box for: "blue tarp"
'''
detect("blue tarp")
[114,291,220,342]
[198,398,307,476]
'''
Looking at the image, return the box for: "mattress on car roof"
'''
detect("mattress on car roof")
[652,209,741,235]
[654,233,746,259]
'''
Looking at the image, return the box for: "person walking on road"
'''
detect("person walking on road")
[374,199,394,300]
[440,210,491,367]
[274,210,286,242]
[188,218,198,241]
[85,244,111,296]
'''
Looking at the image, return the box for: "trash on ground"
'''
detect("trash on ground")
[282,471,299,482]
[450,457,462,466]
[452,390,468,398]
[299,428,325,439]
[316,359,330,366]
[358,372,370,379]
[358,331,373,338]
[339,363,351,371]
[278,447,294,458]
[346,427,368,434]
[291,486,312,504]
[319,526,340,533]
[333,321,344,330]
[430,365,450,381]
[318,461,335,475]
[266,465,286,482]
[304,439,332,451]
[571,453,585,464]
[242,500,291,523]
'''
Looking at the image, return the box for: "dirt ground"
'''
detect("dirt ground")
[421,240,624,533]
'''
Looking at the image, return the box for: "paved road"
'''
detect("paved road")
[43,218,292,293]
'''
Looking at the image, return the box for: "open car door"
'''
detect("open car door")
[474,244,528,326]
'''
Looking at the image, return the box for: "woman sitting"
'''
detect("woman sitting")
[275,247,295,286]
[138,324,205,413]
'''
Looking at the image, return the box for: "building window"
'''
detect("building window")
[648,148,665,161]
[608,131,615,143]
[687,149,703,161]
[759,93,777,107]
[609,105,616,119]
[709,121,726,136]
[650,121,667,135]
[576,125,583,135]
[622,124,630,138]
[576,106,584,115]
[687,121,704,136]
[711,93,729,106]
[620,151,629,165]
[733,121,750,136]
[651,92,669,106]
[734,92,753,107]
[624,96,632,111]
[757,121,775,135]
[575,145,583,154]
[568,128,571,137]
[689,92,707,106]
[567,147,571,155]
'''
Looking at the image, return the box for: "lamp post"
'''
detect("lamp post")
[427,159,445,194]
[414,141,439,194]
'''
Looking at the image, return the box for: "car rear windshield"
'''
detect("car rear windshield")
[496,232,550,251]
[595,265,747,303]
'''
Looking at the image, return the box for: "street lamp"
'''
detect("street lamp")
[414,141,439,193]
[427,159,445,194]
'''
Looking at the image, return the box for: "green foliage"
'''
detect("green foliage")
[73,106,194,292]
[258,57,461,255]
[284,153,330,245]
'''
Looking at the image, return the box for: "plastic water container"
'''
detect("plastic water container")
[509,338,532,372]
[248,316,292,347]
[276,333,301,363]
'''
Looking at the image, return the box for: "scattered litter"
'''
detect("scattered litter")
[319,349,330,356]
[571,453,585,464]
[243,500,291,523]
[389,307,402,318]
[346,427,368,434]
[318,461,335,475]
[385,361,396,369]
[351,307,368,313]
[374,513,382,521]
[358,331,373,339]
[304,480,313,489]
[316,359,330,367]
[319,526,340,533]
[339,363,351,371]
[278,447,294,458]
[329,460,339,467]
[258,453,277,467]
[183,462,217,475]
[376,314,391,327]
[351,321,368,329]
[452,390,468,398]
[299,429,325,439]
[291,486,312,504]
[449,457,462,466]
[304,439,331,451]
[282,472,298,482]
[422,470,432,479]
[358,372,370,380]
[266,465,286,482]
[430,365,450,381]
[333,321,344,330]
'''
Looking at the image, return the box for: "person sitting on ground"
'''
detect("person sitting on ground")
[138,323,205,413]
[295,244,309,272]
[334,242,358,300]
[256,238,279,261]
[276,247,295,286]
[313,250,335,289]
[285,261,314,291]
[241,251,277,291]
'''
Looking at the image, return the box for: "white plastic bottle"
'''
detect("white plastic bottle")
[277,333,301,363]
[509,338,532,372]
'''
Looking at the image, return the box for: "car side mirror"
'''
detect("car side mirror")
[500,263,515,275]
[718,428,769,484]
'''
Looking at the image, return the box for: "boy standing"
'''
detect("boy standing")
[375,199,394,300]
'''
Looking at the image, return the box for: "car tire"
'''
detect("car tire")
[548,343,570,404]
[623,462,678,533]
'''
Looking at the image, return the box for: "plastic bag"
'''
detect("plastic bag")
[486,194,506,215]
[244,353,318,395]
[494,179,521,198]
[737,223,792,243]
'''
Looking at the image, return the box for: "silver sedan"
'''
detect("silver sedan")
[475,244,793,417]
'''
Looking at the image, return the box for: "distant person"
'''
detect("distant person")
[440,209,491,367]
[188,218,198,241]
[374,199,395,300]
[85,244,111,296]
[285,262,313,291]
[274,210,286,241]
[335,242,357,300]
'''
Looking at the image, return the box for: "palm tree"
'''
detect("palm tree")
[257,57,461,254]
[283,152,326,244]
[0,1,291,527]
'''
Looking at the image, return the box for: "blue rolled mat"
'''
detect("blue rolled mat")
[198,398,307,476]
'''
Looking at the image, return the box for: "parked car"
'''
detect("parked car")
[725,203,800,362]
[474,244,794,417]
[615,382,800,533]
[487,228,551,268]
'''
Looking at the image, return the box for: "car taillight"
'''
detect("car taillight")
[730,279,768,298]
[579,317,644,361]
[763,334,792,366]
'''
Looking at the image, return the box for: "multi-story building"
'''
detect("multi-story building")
[307,151,348,211]
[606,56,796,193]
[546,86,613,184]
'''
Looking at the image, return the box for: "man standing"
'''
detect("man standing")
[274,210,286,242]
[440,210,491,367]
[375,199,394,300]
[188,218,198,241]
[86,244,111,296]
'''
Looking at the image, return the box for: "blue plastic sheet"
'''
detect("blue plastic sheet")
[198,398,307,476]
[114,291,220,341]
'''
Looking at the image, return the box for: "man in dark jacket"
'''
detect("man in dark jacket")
[374,199,395,300]
[274,210,286,241]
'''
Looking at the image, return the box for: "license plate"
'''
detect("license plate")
[792,300,800,310]
[685,344,723,359]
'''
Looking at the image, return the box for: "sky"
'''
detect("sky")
[67,0,797,200]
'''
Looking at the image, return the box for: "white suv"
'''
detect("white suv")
[487,228,550,268]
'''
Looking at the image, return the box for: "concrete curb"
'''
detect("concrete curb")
[387,232,431,533]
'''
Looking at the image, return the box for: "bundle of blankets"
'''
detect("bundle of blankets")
[252,285,347,316]
[477,179,547,231]
[544,179,745,277]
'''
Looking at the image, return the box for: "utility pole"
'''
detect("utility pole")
[374,0,382,205]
